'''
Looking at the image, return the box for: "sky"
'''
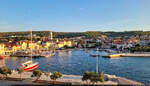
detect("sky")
[0,0,150,32]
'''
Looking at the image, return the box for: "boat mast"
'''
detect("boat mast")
[31,29,32,61]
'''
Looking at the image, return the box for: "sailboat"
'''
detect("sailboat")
[20,29,38,71]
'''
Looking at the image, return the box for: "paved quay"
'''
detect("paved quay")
[121,53,150,57]
[117,77,144,85]
[0,70,144,86]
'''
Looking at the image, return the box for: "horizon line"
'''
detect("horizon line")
[0,30,149,33]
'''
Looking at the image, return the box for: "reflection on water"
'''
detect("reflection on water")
[3,49,150,84]
[67,50,72,56]
[57,50,67,57]
[0,59,5,67]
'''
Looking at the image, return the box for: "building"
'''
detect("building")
[0,44,5,55]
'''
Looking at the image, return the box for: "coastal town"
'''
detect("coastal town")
[0,31,150,57]
[0,31,149,85]
[0,0,150,85]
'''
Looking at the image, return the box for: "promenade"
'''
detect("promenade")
[0,70,144,86]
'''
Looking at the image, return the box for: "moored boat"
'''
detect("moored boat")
[21,60,38,71]
[90,54,100,57]
[44,51,55,58]
[0,55,4,59]
[20,29,39,72]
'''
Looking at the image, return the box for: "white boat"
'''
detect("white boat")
[45,51,55,58]
[90,53,100,57]
[21,60,38,71]
[20,29,39,71]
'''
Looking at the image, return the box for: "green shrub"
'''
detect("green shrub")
[100,72,104,82]
[50,71,62,81]
[31,70,42,80]
[0,66,12,79]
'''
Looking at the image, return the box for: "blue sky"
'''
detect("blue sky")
[0,0,149,32]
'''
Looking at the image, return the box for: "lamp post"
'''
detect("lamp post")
[96,48,99,73]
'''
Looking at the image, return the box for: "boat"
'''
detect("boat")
[21,60,38,71]
[45,51,55,58]
[90,54,100,57]
[20,29,39,71]
[0,55,4,60]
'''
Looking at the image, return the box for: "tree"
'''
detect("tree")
[82,71,105,85]
[50,71,62,84]
[100,72,104,82]
[31,70,42,81]
[18,67,24,80]
[64,45,69,49]
[89,72,99,85]
[82,71,91,84]
[85,31,100,39]
[0,66,12,79]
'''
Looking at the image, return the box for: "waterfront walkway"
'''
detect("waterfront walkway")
[0,70,144,86]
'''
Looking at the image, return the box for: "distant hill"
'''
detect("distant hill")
[105,31,150,37]
[0,31,150,38]
[0,31,105,38]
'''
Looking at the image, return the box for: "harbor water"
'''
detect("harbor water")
[2,49,150,84]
